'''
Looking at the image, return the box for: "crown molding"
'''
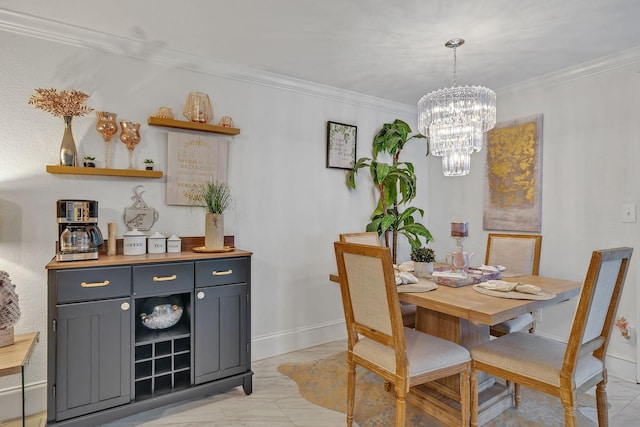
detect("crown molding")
[0,8,415,116]
[496,45,640,96]
[3,8,638,110]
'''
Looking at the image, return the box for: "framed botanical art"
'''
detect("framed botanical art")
[483,114,543,232]
[326,121,357,170]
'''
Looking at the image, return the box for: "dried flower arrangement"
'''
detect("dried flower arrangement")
[28,88,94,117]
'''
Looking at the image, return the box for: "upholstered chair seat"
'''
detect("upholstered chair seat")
[354,327,471,377]
[472,332,603,388]
[488,312,535,336]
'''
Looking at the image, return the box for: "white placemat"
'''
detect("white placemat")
[472,284,555,300]
[397,279,437,293]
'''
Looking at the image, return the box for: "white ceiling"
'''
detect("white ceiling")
[3,0,640,105]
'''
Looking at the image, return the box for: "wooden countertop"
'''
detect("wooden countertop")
[46,248,252,270]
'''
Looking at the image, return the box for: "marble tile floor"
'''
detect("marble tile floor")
[4,339,640,426]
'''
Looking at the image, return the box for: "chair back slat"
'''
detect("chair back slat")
[340,232,381,246]
[485,234,542,275]
[343,252,393,335]
[582,257,624,343]
[564,247,632,371]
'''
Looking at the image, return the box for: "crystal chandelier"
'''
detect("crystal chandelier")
[417,39,496,176]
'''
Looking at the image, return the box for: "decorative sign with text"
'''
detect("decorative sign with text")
[166,131,229,206]
[326,121,357,170]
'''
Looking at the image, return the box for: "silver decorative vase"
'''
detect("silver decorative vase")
[60,115,77,166]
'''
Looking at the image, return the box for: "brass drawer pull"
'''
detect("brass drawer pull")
[81,280,109,288]
[212,269,233,276]
[153,274,177,282]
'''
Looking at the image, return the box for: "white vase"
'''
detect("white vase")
[413,262,434,278]
[205,213,224,249]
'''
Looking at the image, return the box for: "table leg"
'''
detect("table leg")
[21,365,25,427]
[412,307,513,424]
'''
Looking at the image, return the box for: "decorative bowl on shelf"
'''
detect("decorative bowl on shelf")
[139,296,184,330]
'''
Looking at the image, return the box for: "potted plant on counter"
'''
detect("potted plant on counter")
[144,158,154,170]
[193,180,232,250]
[410,247,435,278]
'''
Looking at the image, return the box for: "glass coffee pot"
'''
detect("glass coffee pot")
[60,225,103,253]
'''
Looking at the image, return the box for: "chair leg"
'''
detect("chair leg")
[596,372,609,427]
[470,366,478,427]
[395,390,406,427]
[347,355,356,427]
[514,382,521,408]
[529,310,538,333]
[560,387,578,427]
[459,367,471,427]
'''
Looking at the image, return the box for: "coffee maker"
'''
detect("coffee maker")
[56,200,104,261]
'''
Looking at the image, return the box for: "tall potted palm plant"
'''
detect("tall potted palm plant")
[348,119,432,263]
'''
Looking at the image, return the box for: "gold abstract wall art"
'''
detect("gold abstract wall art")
[483,114,543,232]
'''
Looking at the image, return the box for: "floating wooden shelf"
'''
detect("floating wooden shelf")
[147,117,240,135]
[46,165,163,178]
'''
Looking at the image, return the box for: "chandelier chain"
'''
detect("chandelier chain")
[452,46,458,87]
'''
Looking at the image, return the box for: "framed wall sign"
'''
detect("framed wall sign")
[326,121,357,170]
[166,131,229,206]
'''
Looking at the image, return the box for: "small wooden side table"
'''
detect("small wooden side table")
[0,332,39,427]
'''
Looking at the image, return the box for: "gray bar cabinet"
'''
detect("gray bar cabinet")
[45,249,252,426]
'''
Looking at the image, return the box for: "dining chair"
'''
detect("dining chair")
[339,232,417,328]
[470,247,633,427]
[485,233,542,337]
[334,241,471,427]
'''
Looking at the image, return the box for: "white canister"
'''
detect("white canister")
[167,235,182,253]
[123,228,146,255]
[147,231,166,254]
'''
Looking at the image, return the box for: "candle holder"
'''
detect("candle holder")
[447,222,471,277]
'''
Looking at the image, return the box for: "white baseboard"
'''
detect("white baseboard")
[0,381,46,422]
[605,351,637,383]
[251,320,347,361]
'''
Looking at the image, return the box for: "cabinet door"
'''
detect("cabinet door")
[55,298,131,421]
[194,283,247,384]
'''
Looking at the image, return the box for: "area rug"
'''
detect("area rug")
[278,351,597,426]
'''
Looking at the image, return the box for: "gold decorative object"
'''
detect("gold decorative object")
[28,88,93,118]
[155,106,174,119]
[218,116,234,128]
[120,121,141,169]
[28,88,94,167]
[96,112,118,168]
[183,91,213,123]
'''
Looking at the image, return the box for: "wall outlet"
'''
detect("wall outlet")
[620,203,637,223]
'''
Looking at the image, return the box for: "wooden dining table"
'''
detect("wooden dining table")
[329,272,582,425]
